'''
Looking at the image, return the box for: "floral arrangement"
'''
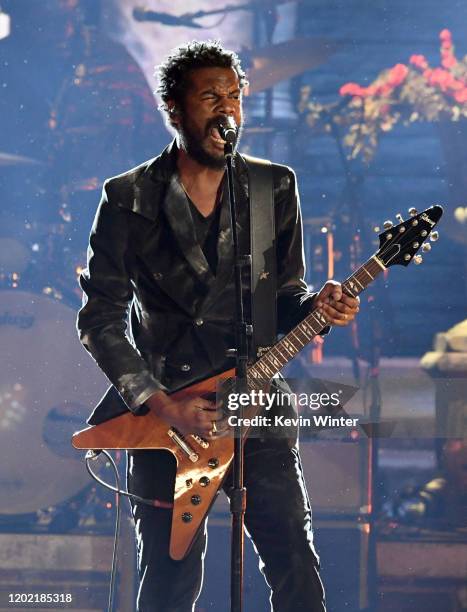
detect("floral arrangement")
[300,29,467,162]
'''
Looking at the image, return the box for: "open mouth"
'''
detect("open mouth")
[209,126,226,146]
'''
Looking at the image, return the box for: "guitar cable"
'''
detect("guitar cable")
[85,450,173,612]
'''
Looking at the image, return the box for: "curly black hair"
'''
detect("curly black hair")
[155,40,248,126]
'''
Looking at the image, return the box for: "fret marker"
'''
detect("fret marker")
[348,280,358,294]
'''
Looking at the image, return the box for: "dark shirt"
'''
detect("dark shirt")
[187,196,222,275]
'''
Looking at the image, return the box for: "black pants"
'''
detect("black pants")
[127,435,326,612]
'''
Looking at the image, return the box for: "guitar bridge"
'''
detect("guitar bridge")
[168,429,199,462]
[191,435,209,449]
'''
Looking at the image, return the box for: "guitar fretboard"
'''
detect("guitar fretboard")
[248,255,385,380]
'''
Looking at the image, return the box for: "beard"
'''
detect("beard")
[177,115,243,170]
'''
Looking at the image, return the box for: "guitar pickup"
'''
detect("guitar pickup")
[168,429,199,462]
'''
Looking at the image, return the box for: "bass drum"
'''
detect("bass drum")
[0,290,108,514]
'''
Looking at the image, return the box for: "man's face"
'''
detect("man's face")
[173,66,244,169]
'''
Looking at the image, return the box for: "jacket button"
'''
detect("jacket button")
[154,272,163,280]
[195,318,204,326]
[181,364,191,372]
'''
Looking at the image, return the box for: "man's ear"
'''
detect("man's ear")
[167,102,180,127]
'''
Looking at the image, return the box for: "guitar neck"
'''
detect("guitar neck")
[248,254,386,379]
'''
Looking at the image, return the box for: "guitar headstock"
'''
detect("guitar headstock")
[375,205,443,268]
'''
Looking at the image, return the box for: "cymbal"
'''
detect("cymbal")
[0,152,42,166]
[244,37,339,95]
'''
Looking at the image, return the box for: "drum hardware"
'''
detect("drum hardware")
[303,216,335,282]
[35,479,120,534]
[40,285,63,300]
[0,238,30,278]
[0,270,21,289]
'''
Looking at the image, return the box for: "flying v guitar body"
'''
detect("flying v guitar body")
[72,368,236,560]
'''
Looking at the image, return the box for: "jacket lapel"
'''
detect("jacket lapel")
[162,174,215,286]
[137,140,215,286]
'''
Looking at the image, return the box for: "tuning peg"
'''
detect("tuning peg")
[396,213,404,223]
[408,207,418,217]
[383,220,393,229]
[413,254,423,265]
[422,243,431,252]
[430,231,439,242]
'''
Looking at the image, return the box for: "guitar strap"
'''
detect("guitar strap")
[242,154,277,360]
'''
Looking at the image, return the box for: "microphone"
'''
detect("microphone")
[132,7,203,28]
[217,116,237,145]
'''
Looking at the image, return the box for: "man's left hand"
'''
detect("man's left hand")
[314,280,360,327]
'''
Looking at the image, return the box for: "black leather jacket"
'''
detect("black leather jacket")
[77,140,320,425]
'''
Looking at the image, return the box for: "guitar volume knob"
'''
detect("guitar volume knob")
[182,512,193,523]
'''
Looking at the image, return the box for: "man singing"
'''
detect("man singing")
[77,40,359,612]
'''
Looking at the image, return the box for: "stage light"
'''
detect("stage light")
[0,6,10,40]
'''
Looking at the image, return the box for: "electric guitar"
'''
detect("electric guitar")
[72,205,443,560]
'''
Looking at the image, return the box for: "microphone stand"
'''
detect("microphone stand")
[179,0,292,23]
[224,140,249,612]
[133,0,295,28]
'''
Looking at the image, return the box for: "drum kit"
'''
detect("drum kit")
[0,152,114,530]
[0,34,343,530]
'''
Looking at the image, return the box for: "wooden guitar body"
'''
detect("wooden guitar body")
[72,368,236,560]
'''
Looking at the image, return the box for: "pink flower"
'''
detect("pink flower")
[439,29,452,43]
[410,54,429,70]
[453,89,467,104]
[424,67,452,91]
[386,63,409,87]
[375,82,394,97]
[423,66,466,95]
[441,49,457,69]
[339,83,367,97]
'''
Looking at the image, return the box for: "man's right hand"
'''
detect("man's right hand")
[145,390,227,438]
